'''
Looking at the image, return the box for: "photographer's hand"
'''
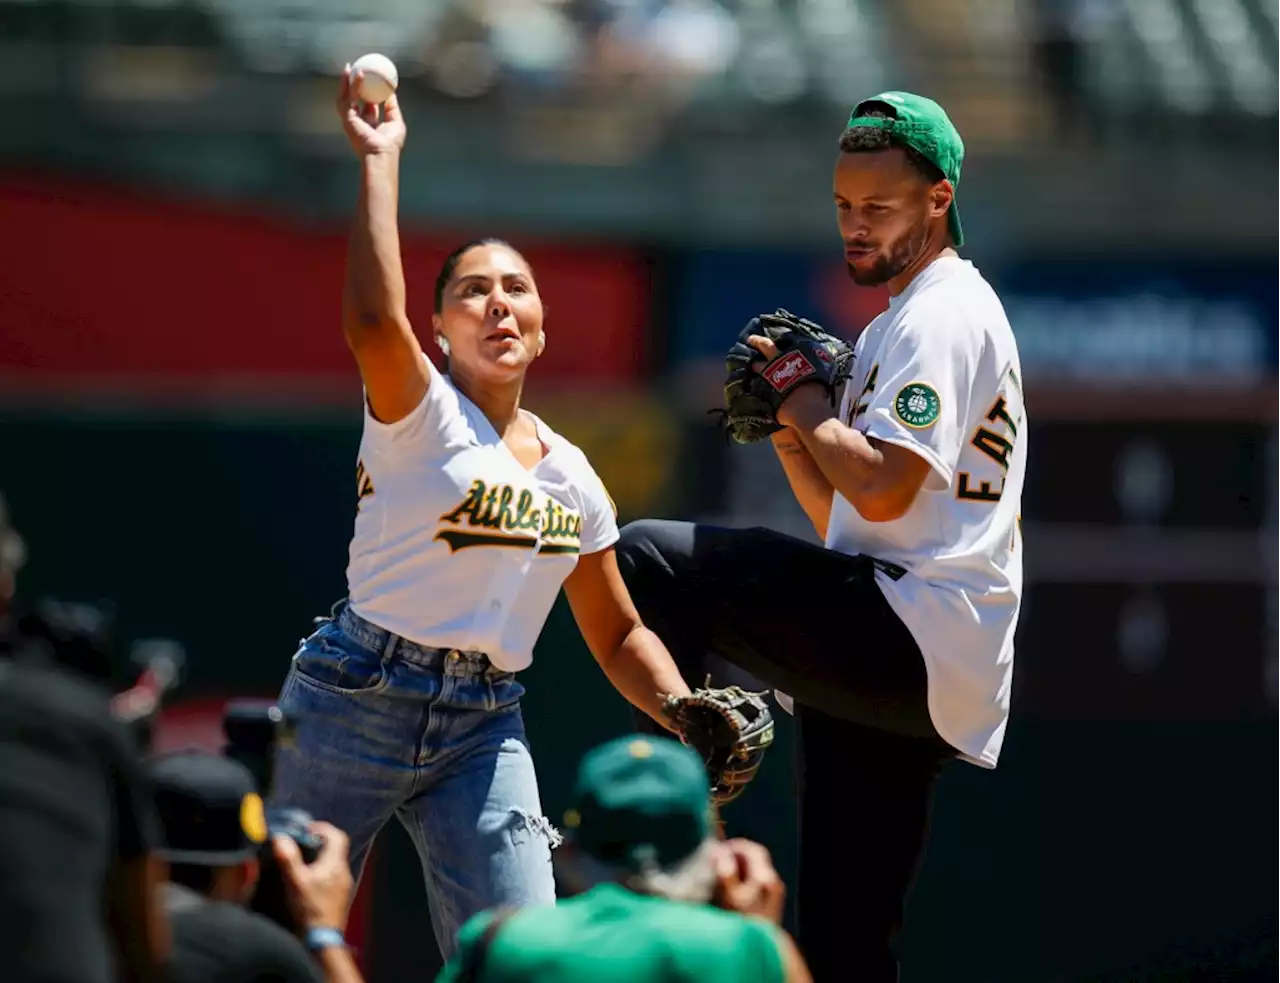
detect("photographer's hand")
[711,838,786,925]
[273,821,354,932]
[274,823,367,983]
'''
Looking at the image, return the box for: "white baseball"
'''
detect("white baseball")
[351,53,398,105]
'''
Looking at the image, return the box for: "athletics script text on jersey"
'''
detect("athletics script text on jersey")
[345,354,619,670]
[435,479,583,555]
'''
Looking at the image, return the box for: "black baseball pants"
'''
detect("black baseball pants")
[616,519,955,983]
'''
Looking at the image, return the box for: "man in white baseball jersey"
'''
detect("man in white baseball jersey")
[618,91,1026,981]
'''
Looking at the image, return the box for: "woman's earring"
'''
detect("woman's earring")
[537,332,546,356]
[437,336,451,356]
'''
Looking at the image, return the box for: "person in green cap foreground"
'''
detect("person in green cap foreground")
[434,735,812,983]
[617,92,1027,980]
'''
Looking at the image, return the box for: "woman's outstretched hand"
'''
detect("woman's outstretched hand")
[337,64,406,158]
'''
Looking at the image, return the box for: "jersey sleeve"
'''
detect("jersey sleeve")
[742,919,788,983]
[210,908,325,983]
[243,923,325,983]
[576,452,621,556]
[432,910,496,983]
[857,306,982,489]
[359,353,454,455]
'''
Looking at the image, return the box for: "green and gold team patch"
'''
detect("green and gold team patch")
[894,383,941,428]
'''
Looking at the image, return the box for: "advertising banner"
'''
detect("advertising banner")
[988,258,1278,383]
[666,249,1278,383]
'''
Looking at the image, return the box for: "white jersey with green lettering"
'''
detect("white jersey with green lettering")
[346,355,618,671]
[827,255,1026,768]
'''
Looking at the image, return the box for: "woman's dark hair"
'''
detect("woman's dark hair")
[432,237,528,314]
[838,106,945,185]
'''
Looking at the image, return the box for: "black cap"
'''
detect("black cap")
[151,752,268,866]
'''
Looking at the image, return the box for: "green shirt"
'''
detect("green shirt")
[436,884,785,983]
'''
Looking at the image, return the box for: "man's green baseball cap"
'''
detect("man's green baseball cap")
[562,736,712,870]
[845,90,966,247]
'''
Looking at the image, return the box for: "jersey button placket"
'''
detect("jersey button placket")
[483,590,514,655]
[484,529,536,655]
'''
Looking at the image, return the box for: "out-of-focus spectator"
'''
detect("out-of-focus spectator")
[1029,0,1098,137]
[151,751,364,983]
[0,602,170,983]
[435,734,812,982]
[600,0,740,89]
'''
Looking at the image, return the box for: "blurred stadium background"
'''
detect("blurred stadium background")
[0,0,1276,979]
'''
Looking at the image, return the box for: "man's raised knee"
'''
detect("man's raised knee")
[616,519,661,579]
[617,519,661,555]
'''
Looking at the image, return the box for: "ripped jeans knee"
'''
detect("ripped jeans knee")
[507,807,564,850]
[402,736,560,958]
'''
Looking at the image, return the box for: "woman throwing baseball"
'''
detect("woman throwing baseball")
[267,68,717,958]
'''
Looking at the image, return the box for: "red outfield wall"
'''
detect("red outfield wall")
[0,176,652,395]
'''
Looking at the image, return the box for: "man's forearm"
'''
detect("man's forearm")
[770,431,834,540]
[782,392,886,519]
[343,153,407,339]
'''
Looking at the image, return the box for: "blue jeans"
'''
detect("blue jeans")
[268,601,559,959]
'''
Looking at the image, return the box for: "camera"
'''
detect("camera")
[221,700,324,933]
[8,597,186,753]
[10,599,120,687]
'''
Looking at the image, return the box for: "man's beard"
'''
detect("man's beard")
[846,216,931,286]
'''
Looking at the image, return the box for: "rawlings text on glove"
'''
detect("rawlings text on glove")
[720,309,855,445]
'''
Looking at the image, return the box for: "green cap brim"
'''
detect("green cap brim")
[947,200,964,248]
[847,97,966,248]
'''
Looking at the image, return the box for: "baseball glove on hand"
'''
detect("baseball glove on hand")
[662,683,775,806]
[719,309,855,445]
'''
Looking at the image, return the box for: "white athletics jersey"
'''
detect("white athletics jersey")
[828,255,1026,768]
[346,356,619,671]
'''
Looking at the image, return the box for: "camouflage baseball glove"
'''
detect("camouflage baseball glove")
[719,309,855,444]
[662,682,775,806]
